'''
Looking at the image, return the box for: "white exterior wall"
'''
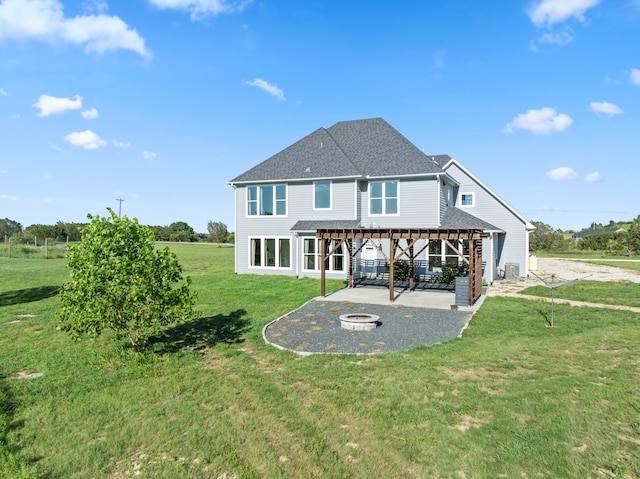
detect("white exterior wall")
[360,177,440,228]
[446,163,531,278]
[234,179,358,277]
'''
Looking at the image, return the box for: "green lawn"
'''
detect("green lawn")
[584,260,640,273]
[522,280,640,308]
[1,245,639,478]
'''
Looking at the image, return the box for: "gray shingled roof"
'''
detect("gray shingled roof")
[430,155,452,168]
[440,207,502,231]
[290,220,361,231]
[229,118,445,183]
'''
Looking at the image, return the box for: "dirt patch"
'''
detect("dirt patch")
[488,257,640,297]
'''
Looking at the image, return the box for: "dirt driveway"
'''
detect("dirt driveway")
[487,257,640,312]
[530,257,640,284]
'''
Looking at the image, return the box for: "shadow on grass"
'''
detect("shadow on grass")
[149,309,250,354]
[0,286,60,307]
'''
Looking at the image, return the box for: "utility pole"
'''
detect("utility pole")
[116,198,125,218]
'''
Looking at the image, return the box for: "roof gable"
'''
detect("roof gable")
[326,118,443,177]
[229,118,445,184]
[441,158,535,231]
[229,128,360,183]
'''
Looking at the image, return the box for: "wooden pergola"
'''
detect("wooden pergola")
[316,227,487,306]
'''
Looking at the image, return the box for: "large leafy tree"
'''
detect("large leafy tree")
[0,218,22,239]
[168,221,196,242]
[58,209,197,352]
[627,215,640,254]
[207,221,228,244]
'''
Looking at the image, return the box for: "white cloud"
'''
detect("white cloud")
[585,171,601,183]
[64,130,106,149]
[142,150,157,160]
[503,107,573,134]
[113,140,131,148]
[0,169,7,174]
[589,101,622,116]
[34,94,82,116]
[0,0,149,57]
[148,0,252,21]
[81,108,98,119]
[0,194,19,201]
[0,87,7,96]
[630,68,640,86]
[538,28,573,46]
[547,167,578,180]
[246,78,285,101]
[528,0,601,27]
[82,0,108,14]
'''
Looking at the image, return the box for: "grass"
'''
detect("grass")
[584,260,640,272]
[522,280,640,308]
[1,245,639,478]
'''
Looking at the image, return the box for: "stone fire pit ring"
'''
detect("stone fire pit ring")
[339,313,380,331]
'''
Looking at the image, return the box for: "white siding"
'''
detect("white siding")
[446,163,530,278]
[360,177,440,228]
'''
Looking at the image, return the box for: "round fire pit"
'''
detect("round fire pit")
[339,313,380,331]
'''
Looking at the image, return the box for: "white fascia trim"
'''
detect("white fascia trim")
[228,175,361,186]
[365,172,441,181]
[443,158,535,230]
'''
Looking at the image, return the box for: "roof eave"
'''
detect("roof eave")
[228,174,362,186]
[364,172,442,181]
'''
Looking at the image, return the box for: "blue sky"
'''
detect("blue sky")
[1,0,639,233]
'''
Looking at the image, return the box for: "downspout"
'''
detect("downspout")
[233,185,237,273]
[354,179,358,220]
[436,173,442,226]
[294,232,299,278]
[489,232,495,283]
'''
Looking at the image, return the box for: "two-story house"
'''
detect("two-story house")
[228,118,534,284]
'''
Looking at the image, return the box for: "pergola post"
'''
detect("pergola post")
[347,239,353,288]
[389,237,396,302]
[408,243,415,291]
[315,228,487,305]
[320,238,326,297]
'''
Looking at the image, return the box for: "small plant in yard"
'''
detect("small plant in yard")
[58,209,197,353]
[441,262,469,284]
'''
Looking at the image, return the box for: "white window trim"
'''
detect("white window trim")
[301,238,346,272]
[248,236,292,270]
[368,180,400,217]
[245,184,288,218]
[312,180,332,210]
[459,192,475,208]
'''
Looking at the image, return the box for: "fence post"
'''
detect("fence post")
[35,236,38,248]
[45,238,48,260]
[8,237,11,259]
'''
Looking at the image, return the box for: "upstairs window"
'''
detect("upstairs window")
[460,192,474,207]
[247,185,287,216]
[369,180,398,215]
[314,181,331,209]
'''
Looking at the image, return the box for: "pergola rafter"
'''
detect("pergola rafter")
[316,227,487,305]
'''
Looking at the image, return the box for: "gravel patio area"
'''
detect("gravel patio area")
[263,299,472,355]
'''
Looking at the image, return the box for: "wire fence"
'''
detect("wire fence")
[0,238,74,259]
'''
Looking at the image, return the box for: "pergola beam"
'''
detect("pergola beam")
[317,227,487,306]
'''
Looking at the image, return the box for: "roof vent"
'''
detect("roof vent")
[305,167,311,173]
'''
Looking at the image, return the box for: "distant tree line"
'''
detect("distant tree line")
[530,216,640,256]
[1,217,234,245]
